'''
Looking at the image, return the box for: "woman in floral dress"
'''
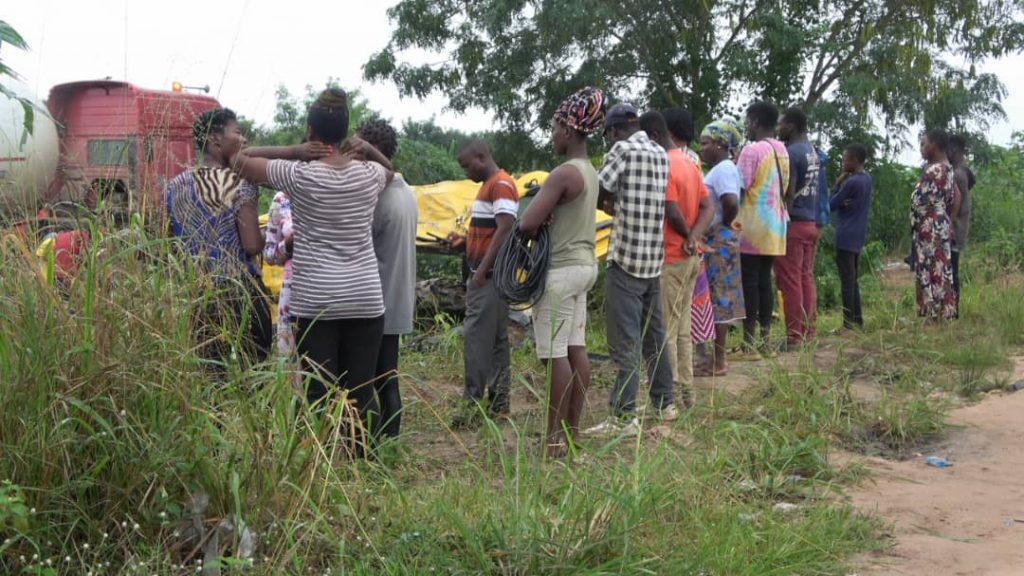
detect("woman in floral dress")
[264,191,298,380]
[912,129,959,321]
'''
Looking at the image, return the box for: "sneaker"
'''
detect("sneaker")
[584,416,622,436]
[730,343,762,362]
[658,404,680,421]
[585,416,641,437]
[619,417,641,437]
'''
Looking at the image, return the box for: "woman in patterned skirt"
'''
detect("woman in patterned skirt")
[697,119,747,376]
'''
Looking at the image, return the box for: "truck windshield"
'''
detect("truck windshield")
[87,139,133,166]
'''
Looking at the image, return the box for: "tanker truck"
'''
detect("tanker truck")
[0,78,59,214]
[1,79,220,217]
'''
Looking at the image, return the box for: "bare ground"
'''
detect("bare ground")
[400,263,1024,574]
[849,356,1024,576]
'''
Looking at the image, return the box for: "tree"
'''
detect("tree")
[400,117,466,153]
[399,117,556,174]
[364,0,1024,152]
[0,20,42,142]
[247,80,376,146]
[393,138,464,184]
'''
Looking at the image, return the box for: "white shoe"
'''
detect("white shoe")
[658,404,680,421]
[584,417,622,436]
[619,417,641,436]
[585,416,641,437]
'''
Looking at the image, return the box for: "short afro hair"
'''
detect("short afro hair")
[924,128,950,152]
[844,143,869,165]
[357,118,399,160]
[638,110,669,140]
[307,88,350,145]
[193,108,238,153]
[781,107,808,134]
[662,108,695,143]
[746,100,779,130]
[948,134,968,152]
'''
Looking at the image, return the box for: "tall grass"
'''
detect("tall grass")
[2,216,1022,574]
[0,223,890,575]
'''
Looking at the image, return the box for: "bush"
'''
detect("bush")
[393,138,465,185]
[865,160,917,252]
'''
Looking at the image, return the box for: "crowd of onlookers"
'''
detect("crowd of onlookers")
[164,86,973,458]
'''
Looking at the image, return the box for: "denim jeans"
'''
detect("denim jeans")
[605,263,674,416]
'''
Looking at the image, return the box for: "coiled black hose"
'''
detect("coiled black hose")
[493,222,550,310]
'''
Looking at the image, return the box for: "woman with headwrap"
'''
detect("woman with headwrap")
[229,88,395,456]
[520,87,606,458]
[696,119,747,376]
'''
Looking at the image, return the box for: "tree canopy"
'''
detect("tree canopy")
[0,20,39,140]
[364,0,1024,153]
[244,82,470,185]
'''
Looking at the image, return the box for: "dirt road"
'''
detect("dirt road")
[851,357,1024,575]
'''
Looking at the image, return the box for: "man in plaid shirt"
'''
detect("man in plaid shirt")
[586,103,676,437]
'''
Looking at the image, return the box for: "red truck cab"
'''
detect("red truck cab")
[46,81,220,212]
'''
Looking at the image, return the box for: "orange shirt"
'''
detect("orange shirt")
[664,148,709,263]
[466,170,519,266]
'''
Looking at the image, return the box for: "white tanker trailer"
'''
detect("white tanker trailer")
[0,78,59,215]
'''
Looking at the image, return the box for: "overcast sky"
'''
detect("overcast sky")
[5,0,1023,157]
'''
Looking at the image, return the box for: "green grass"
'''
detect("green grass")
[1,221,1022,575]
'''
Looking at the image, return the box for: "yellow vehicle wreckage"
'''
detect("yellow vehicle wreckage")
[260,171,613,299]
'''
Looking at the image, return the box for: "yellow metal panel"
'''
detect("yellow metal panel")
[260,171,613,299]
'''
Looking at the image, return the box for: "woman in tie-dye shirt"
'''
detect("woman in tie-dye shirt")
[736,101,790,351]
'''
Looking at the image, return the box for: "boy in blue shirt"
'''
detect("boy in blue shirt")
[830,144,873,329]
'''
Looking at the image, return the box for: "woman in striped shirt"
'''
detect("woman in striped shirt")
[230,89,394,455]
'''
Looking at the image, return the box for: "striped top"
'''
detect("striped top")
[266,159,387,320]
[466,170,519,266]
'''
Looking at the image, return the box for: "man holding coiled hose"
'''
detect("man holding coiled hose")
[519,87,606,458]
[447,141,519,429]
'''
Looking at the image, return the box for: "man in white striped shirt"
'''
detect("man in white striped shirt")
[447,140,519,428]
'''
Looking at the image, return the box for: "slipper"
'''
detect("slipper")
[696,366,729,377]
[730,348,761,362]
[544,442,569,459]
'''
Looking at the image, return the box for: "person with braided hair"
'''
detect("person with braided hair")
[519,87,605,457]
[230,88,395,456]
[165,107,273,374]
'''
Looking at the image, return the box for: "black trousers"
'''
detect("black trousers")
[297,315,384,444]
[951,250,961,318]
[374,334,403,439]
[836,250,863,328]
[741,254,775,337]
[200,275,273,372]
